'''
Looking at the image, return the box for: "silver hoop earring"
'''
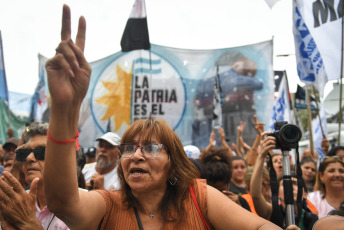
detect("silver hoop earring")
[168,177,177,186]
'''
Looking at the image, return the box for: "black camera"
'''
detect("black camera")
[268,121,302,150]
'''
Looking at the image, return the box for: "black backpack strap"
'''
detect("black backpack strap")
[134,207,144,230]
[295,145,303,226]
[268,153,284,227]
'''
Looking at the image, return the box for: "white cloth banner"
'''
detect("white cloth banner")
[295,0,342,82]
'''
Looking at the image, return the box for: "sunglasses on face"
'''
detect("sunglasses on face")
[15,146,45,162]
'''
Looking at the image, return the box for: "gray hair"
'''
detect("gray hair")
[23,122,49,143]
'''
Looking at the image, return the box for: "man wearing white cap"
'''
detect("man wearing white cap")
[82,132,121,191]
[184,145,201,159]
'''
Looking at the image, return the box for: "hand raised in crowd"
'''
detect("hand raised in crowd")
[245,115,264,166]
[45,5,92,109]
[0,172,42,230]
[321,135,330,155]
[253,115,264,135]
[87,173,105,190]
[237,121,245,136]
[209,130,216,148]
[218,127,234,157]
[218,127,226,142]
[203,129,217,156]
[236,121,246,156]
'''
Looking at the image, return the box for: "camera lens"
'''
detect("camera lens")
[280,124,302,143]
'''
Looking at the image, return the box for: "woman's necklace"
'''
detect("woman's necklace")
[148,210,154,219]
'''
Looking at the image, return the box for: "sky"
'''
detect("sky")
[0,0,302,95]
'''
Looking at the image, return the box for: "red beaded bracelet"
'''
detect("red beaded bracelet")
[47,130,80,150]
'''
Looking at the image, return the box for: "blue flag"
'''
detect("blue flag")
[0,31,9,102]
[292,2,327,96]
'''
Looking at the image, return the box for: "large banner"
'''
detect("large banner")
[37,41,274,149]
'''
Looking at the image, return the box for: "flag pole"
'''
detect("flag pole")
[306,85,314,157]
[312,85,324,137]
[338,16,344,145]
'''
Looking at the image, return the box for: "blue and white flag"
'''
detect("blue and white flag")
[0,31,8,102]
[269,74,292,131]
[293,0,342,97]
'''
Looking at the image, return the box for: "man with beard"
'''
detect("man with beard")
[82,132,121,191]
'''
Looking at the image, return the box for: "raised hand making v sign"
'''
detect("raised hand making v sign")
[46,5,91,113]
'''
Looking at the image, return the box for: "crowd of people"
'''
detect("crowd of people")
[0,4,343,230]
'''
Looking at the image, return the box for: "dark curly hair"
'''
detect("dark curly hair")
[201,146,231,188]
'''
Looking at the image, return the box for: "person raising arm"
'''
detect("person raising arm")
[43,5,104,230]
[44,4,282,230]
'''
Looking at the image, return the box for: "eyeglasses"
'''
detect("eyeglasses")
[319,156,343,164]
[118,143,166,159]
[15,146,45,162]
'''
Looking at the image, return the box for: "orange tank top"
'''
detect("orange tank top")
[97,179,210,230]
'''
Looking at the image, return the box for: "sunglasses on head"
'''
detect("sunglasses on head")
[319,155,343,164]
[15,146,45,162]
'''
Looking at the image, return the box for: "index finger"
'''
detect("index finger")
[253,115,258,124]
[61,4,71,41]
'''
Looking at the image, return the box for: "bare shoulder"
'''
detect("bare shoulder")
[313,215,344,230]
